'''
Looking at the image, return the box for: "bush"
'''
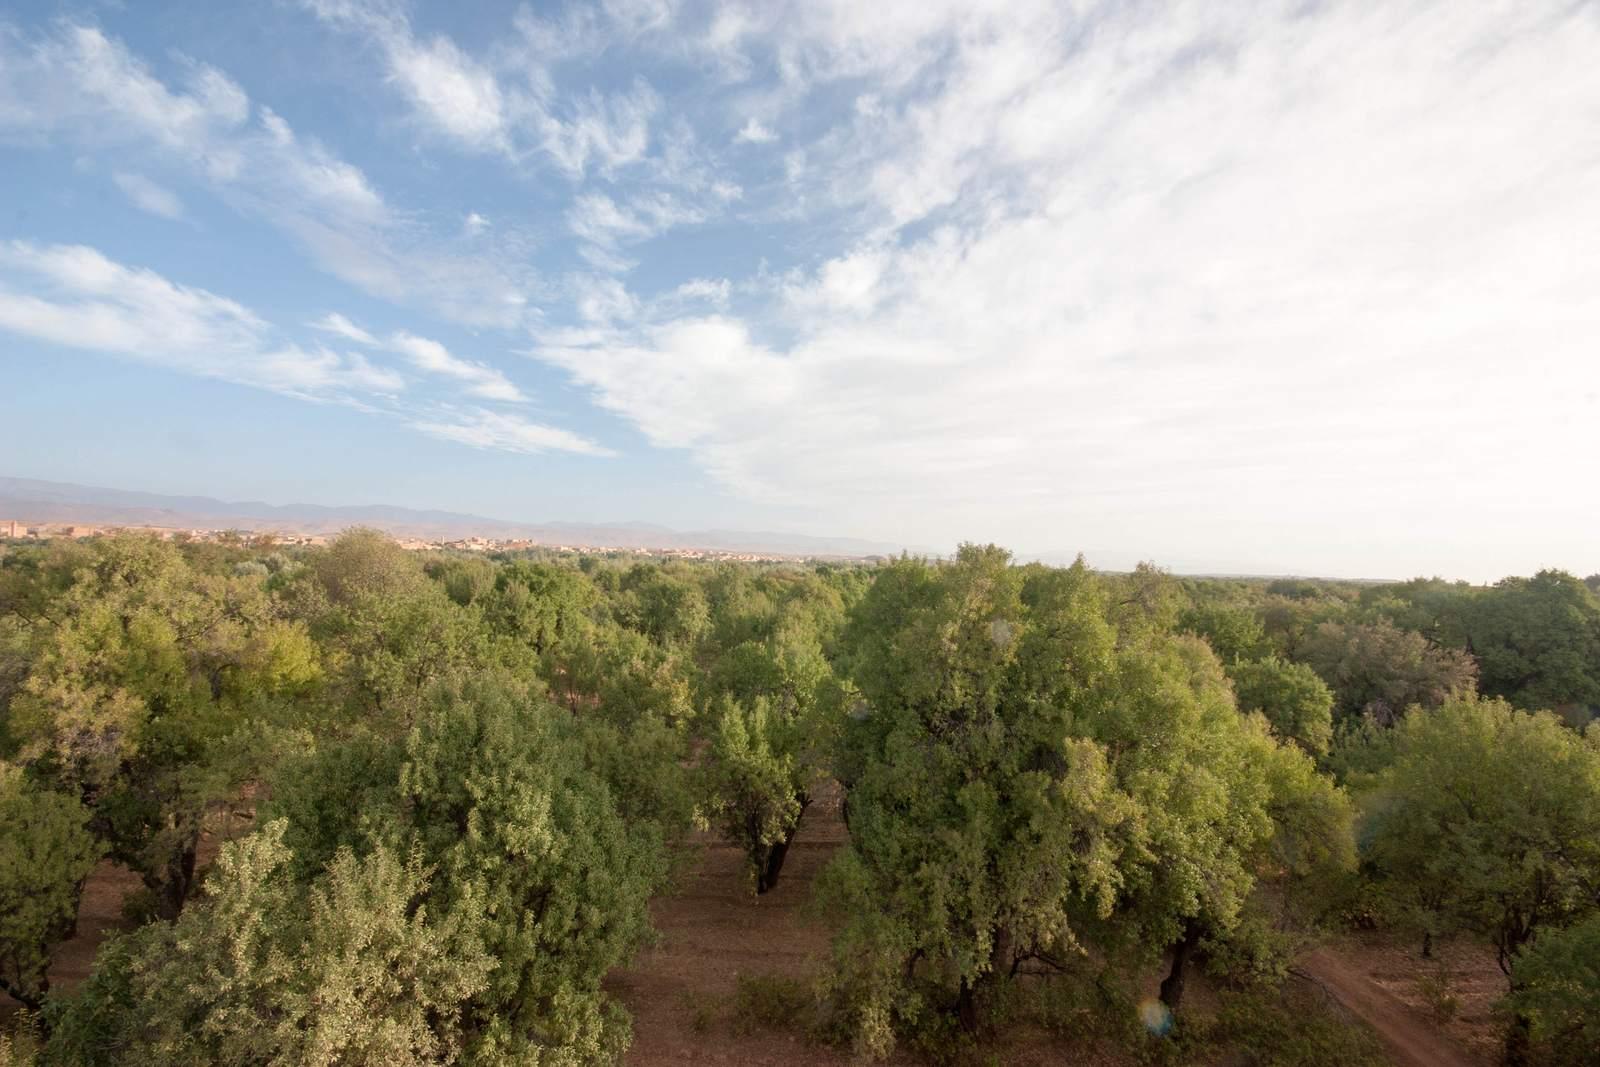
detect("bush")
[730,974,815,1035]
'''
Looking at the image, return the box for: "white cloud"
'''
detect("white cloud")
[0,242,613,464]
[412,408,614,456]
[531,0,1600,578]
[734,117,775,144]
[112,172,185,220]
[387,331,526,402]
[310,311,378,346]
[305,0,661,179]
[674,278,730,305]
[0,240,401,400]
[464,211,490,235]
[567,189,710,250]
[0,23,534,329]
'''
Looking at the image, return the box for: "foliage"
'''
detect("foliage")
[700,576,847,892]
[1361,696,1600,980]
[1228,656,1335,757]
[1463,571,1600,715]
[53,678,666,1064]
[3,534,317,917]
[1507,913,1600,1066]
[43,821,493,1067]
[816,547,1347,1057]
[1297,618,1477,724]
[1179,600,1267,664]
[0,764,103,1010]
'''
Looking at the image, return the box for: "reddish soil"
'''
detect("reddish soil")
[608,784,866,1066]
[611,785,1136,1067]
[1299,932,1505,1066]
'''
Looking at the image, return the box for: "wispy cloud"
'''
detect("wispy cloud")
[112,172,185,220]
[310,311,378,346]
[412,408,614,457]
[0,241,609,461]
[0,23,535,329]
[387,331,525,403]
[0,240,400,399]
[303,0,660,179]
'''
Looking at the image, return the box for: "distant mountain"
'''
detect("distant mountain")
[0,477,910,559]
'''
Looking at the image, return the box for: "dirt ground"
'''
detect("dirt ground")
[1300,931,1505,1066]
[610,783,1130,1067]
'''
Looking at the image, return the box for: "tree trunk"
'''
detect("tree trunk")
[0,975,44,1014]
[1421,929,1433,960]
[1503,1010,1532,1067]
[755,795,810,894]
[1159,920,1203,1014]
[155,835,200,920]
[955,927,1013,1035]
[956,977,980,1034]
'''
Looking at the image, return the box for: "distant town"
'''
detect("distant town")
[0,519,879,564]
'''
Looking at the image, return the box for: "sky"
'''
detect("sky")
[1,0,1597,581]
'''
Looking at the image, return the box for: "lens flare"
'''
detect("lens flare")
[1138,997,1173,1036]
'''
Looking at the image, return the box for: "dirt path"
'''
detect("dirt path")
[1298,947,1485,1067]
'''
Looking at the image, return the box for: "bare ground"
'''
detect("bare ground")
[1298,932,1505,1067]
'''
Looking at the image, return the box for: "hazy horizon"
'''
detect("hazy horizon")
[4,1,1598,582]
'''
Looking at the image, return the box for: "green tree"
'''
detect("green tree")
[1506,913,1600,1066]
[1180,599,1267,664]
[1361,696,1600,1060]
[5,534,318,917]
[819,548,1333,1055]
[265,678,667,1063]
[1229,656,1335,757]
[700,575,849,892]
[44,821,493,1067]
[1463,571,1600,715]
[0,763,103,1011]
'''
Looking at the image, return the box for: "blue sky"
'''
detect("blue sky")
[2,1,1598,580]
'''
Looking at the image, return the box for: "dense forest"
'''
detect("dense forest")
[1,531,1597,1066]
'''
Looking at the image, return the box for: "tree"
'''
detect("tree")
[1462,571,1600,715]
[44,821,493,1067]
[1506,913,1600,1066]
[1179,599,1267,664]
[704,695,810,893]
[1298,618,1477,724]
[5,534,318,917]
[267,678,667,1063]
[818,548,1333,1055]
[1361,696,1600,1060]
[700,577,848,893]
[0,763,103,1011]
[1229,656,1335,757]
